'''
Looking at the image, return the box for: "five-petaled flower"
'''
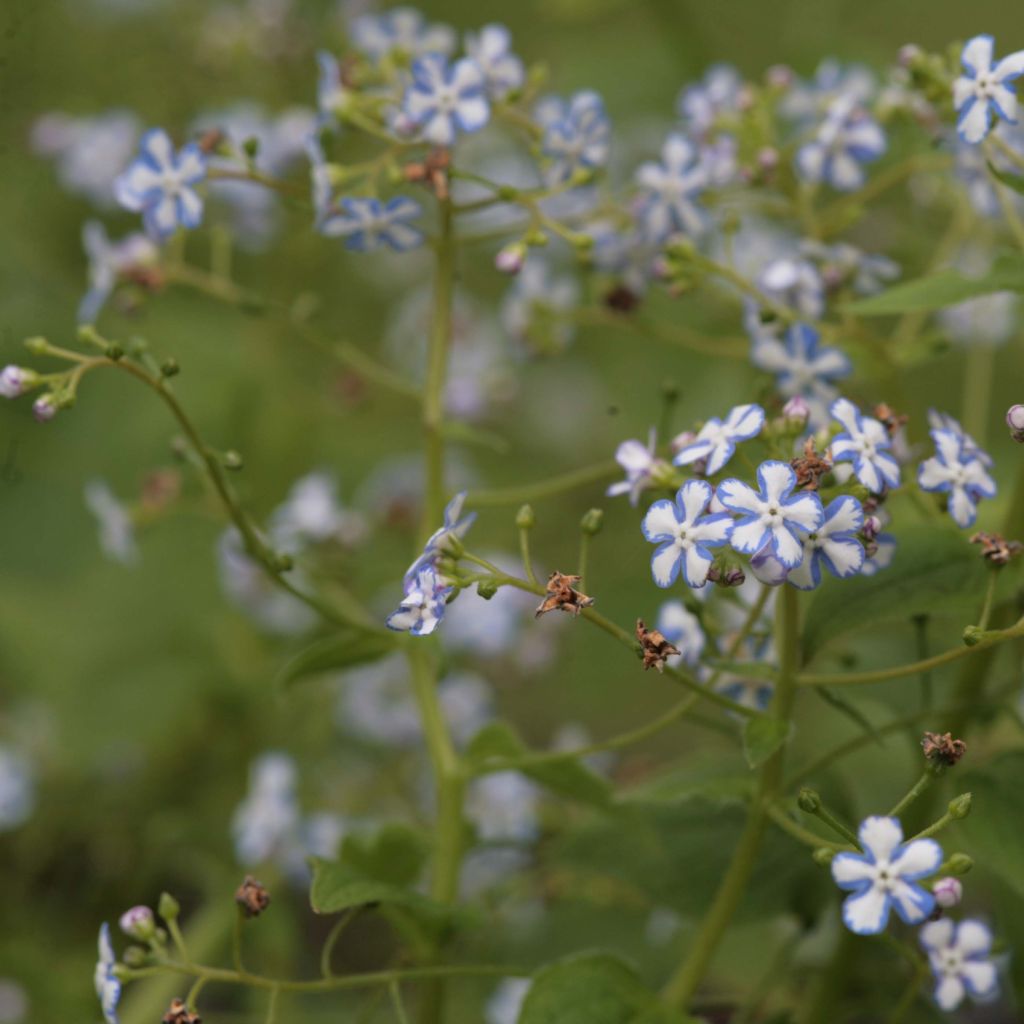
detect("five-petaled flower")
[641,479,734,588]
[717,461,824,568]
[95,923,121,1024]
[919,917,999,1011]
[796,95,886,191]
[635,133,708,241]
[79,220,159,325]
[464,24,524,100]
[319,196,424,252]
[673,403,765,476]
[403,55,490,147]
[829,397,901,494]
[387,566,452,636]
[405,491,476,585]
[831,815,943,934]
[607,428,671,506]
[114,129,207,239]
[537,90,611,185]
[918,428,997,528]
[350,7,455,62]
[954,34,1024,145]
[786,495,865,590]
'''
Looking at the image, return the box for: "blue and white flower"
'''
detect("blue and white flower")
[405,491,475,585]
[677,64,744,136]
[780,59,876,123]
[402,55,489,147]
[918,429,997,529]
[466,771,540,844]
[717,461,824,568]
[78,220,159,325]
[927,410,994,468]
[114,129,207,239]
[94,923,121,1024]
[800,239,900,296]
[673,403,765,476]
[84,480,138,566]
[537,91,611,185]
[757,257,825,320]
[485,978,532,1024]
[919,917,999,1012]
[232,752,301,865]
[829,398,901,493]
[635,134,707,241]
[317,51,350,123]
[607,428,669,506]
[796,96,885,191]
[830,815,942,934]
[641,479,734,588]
[387,566,452,636]
[270,471,365,553]
[655,600,706,667]
[750,322,852,429]
[786,495,865,590]
[0,747,34,832]
[350,7,455,61]
[464,24,524,100]
[320,196,424,251]
[954,34,1024,145]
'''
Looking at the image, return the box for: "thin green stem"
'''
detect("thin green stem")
[266,984,281,1024]
[518,526,538,587]
[389,980,412,1024]
[888,770,935,819]
[804,803,861,847]
[186,975,208,1012]
[464,460,618,508]
[320,909,357,978]
[577,531,592,591]
[909,809,956,841]
[766,804,847,851]
[977,571,998,631]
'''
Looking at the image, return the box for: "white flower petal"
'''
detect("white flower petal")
[994,49,1024,81]
[958,97,992,144]
[771,525,804,568]
[891,837,942,879]
[820,536,864,578]
[831,852,875,887]
[956,920,994,957]
[757,461,796,505]
[962,960,997,998]
[683,545,712,587]
[678,479,712,524]
[730,518,768,554]
[717,478,761,515]
[935,974,965,1012]
[920,918,955,951]
[962,35,994,76]
[858,815,904,861]
[890,879,933,924]
[651,543,682,588]
[642,500,680,541]
[842,885,890,934]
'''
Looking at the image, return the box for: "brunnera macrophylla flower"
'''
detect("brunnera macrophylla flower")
[536,90,611,186]
[319,196,424,252]
[717,461,824,568]
[796,95,886,191]
[786,495,865,590]
[316,51,349,125]
[94,923,121,1024]
[405,490,476,585]
[607,428,668,506]
[830,815,943,934]
[642,479,734,589]
[0,746,35,831]
[114,129,207,239]
[79,220,159,325]
[270,471,366,553]
[928,409,994,468]
[402,55,490,147]
[828,398,901,494]
[954,34,1024,145]
[919,918,999,1012]
[673,403,765,476]
[677,64,744,136]
[387,565,453,636]
[918,428,997,528]
[655,599,706,667]
[757,257,825,321]
[464,24,524,101]
[350,6,456,62]
[800,239,900,296]
[634,134,707,242]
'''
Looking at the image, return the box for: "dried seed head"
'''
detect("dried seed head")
[873,402,908,437]
[162,998,201,1024]
[921,731,966,767]
[535,571,594,618]
[403,148,451,200]
[790,437,832,491]
[635,618,681,672]
[970,531,1023,566]
[234,875,271,918]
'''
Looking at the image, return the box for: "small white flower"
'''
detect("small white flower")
[94,923,121,1024]
[608,428,665,506]
[402,55,490,147]
[635,133,707,241]
[953,34,1024,145]
[673,403,765,476]
[485,978,531,1024]
[918,428,997,529]
[920,917,999,1011]
[829,398,901,494]
[464,24,524,100]
[786,495,865,590]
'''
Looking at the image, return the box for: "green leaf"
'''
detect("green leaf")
[742,716,791,769]
[340,823,429,888]
[842,253,1024,315]
[801,528,988,660]
[466,721,612,808]
[276,629,397,688]
[518,952,695,1024]
[987,161,1024,196]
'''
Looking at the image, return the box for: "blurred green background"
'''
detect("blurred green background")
[1,0,1023,1021]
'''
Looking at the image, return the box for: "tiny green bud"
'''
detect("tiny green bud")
[477,579,499,600]
[157,892,180,922]
[222,450,244,471]
[24,336,49,356]
[242,136,261,161]
[515,504,536,530]
[525,229,548,247]
[812,847,836,867]
[945,852,974,875]
[962,625,986,647]
[797,787,821,813]
[274,553,294,573]
[122,945,150,968]
[661,380,680,403]
[77,324,104,348]
[570,232,594,252]
[580,508,604,536]
[497,185,519,201]
[160,358,180,378]
[948,792,972,819]
[106,344,124,361]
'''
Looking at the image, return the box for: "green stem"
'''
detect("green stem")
[961,343,996,444]
[320,909,357,978]
[266,984,281,1024]
[766,803,847,850]
[389,980,412,1024]
[518,526,538,587]
[464,460,618,508]
[888,770,935,819]
[805,803,861,847]
[577,530,592,590]
[977,571,998,631]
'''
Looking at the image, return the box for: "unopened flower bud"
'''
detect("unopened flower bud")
[782,395,810,427]
[750,543,788,586]
[24,336,49,356]
[756,147,780,174]
[962,625,986,646]
[898,43,923,69]
[812,847,835,867]
[120,905,156,941]
[477,578,499,600]
[32,394,58,422]
[161,359,180,378]
[495,242,526,275]
[862,515,882,541]
[515,504,536,530]
[1007,404,1024,443]
[948,792,972,819]
[945,852,974,875]
[932,876,963,908]
[0,366,37,398]
[122,944,150,967]
[797,787,821,813]
[222,450,244,471]
[720,566,746,587]
[580,508,604,536]
[158,891,181,922]
[765,64,794,89]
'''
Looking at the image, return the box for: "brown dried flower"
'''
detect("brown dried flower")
[922,731,966,767]
[235,875,271,918]
[790,437,832,491]
[403,148,451,200]
[635,619,681,672]
[196,128,225,155]
[873,403,909,438]
[970,531,1023,566]
[163,998,201,1024]
[604,285,641,313]
[535,571,594,618]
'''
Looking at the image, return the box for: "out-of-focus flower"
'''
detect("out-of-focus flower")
[608,428,667,506]
[320,196,424,251]
[350,6,455,61]
[466,771,539,843]
[465,25,524,100]
[918,429,996,528]
[537,91,611,185]
[0,368,38,400]
[780,59,876,122]
[387,566,453,636]
[757,258,825,321]
[655,600,706,667]
[673,403,765,476]
[485,978,531,1024]
[933,876,963,909]
[1007,403,1024,442]
[270,472,366,553]
[78,221,159,324]
[118,906,155,941]
[403,55,490,147]
[796,96,885,191]
[84,480,138,566]
[635,134,707,241]
[0,749,34,832]
[94,924,121,1024]
[919,918,998,1011]
[677,64,744,136]
[953,34,1024,145]
[801,240,900,295]
[232,752,301,865]
[500,258,579,351]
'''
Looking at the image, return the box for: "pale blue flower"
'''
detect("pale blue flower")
[232,752,300,865]
[387,565,452,636]
[673,403,765,476]
[953,34,1024,145]
[831,815,942,934]
[829,398,901,494]
[84,480,138,566]
[800,240,900,295]
[537,91,610,185]
[642,479,734,588]
[270,471,365,553]
[717,461,824,568]
[780,59,876,123]
[918,429,997,528]
[350,6,455,61]
[466,771,539,843]
[78,220,158,324]
[757,257,825,320]
[786,495,865,590]
[320,196,424,251]
[655,600,706,666]
[305,134,334,226]
[114,128,207,239]
[635,133,707,241]
[796,96,885,191]
[608,428,665,506]
[677,65,743,135]
[317,51,349,123]
[405,491,475,585]
[919,918,999,1012]
[464,24,524,100]
[486,978,531,1024]
[94,923,121,1024]
[927,409,993,468]
[402,55,489,147]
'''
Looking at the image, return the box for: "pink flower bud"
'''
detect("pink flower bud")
[0,366,33,398]
[119,905,156,940]
[495,242,525,275]
[782,395,810,426]
[765,64,794,90]
[932,876,962,909]
[756,147,780,173]
[670,430,697,455]
[750,542,789,586]
[1007,404,1024,442]
[32,395,57,423]
[862,515,882,541]
[898,44,922,69]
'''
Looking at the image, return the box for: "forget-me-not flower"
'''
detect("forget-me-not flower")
[796,96,885,191]
[800,240,900,296]
[607,428,668,506]
[403,55,490,147]
[316,51,350,124]
[717,461,824,568]
[919,917,999,1012]
[465,25,524,100]
[405,490,476,585]
[635,133,708,241]
[786,495,865,590]
[954,34,1024,145]
[114,128,207,239]
[655,599,706,667]
[673,403,765,476]
[94,923,121,1024]
[641,479,734,588]
[387,565,453,636]
[927,410,993,467]
[78,220,158,325]
[677,64,744,136]
[918,428,997,528]
[829,398,901,494]
[350,7,456,61]
[537,91,611,185]
[320,196,424,251]
[830,815,942,934]
[757,257,825,321]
